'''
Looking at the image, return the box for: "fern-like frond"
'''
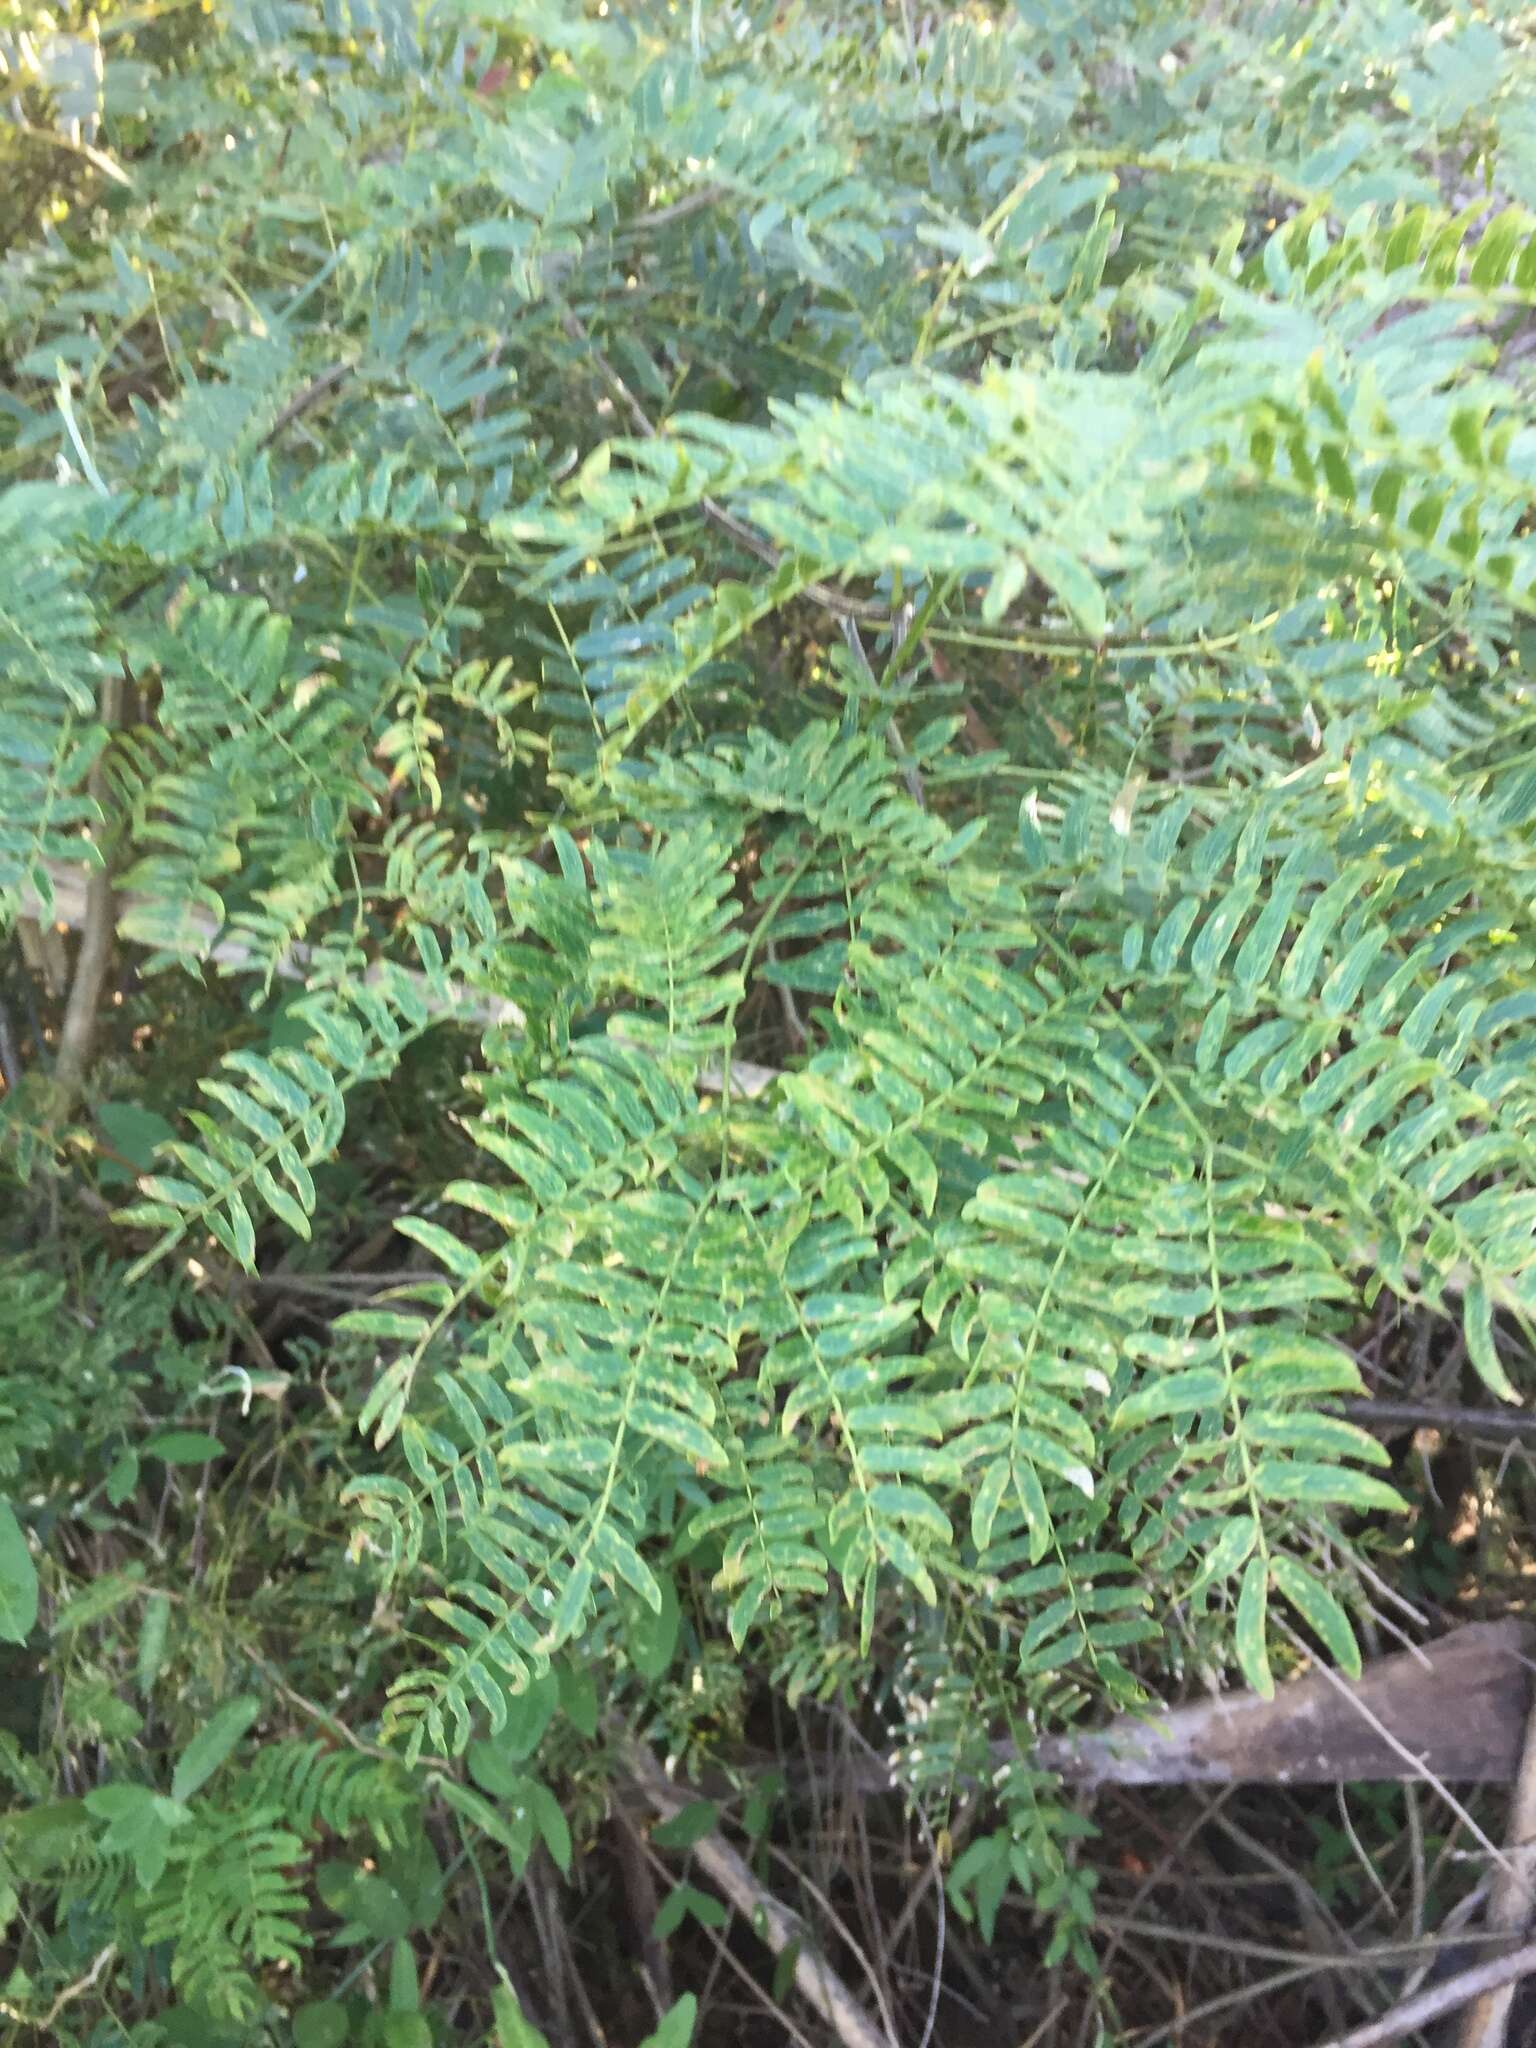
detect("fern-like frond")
[116,968,436,1276]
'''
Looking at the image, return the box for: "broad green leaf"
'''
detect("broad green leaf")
[653,1884,726,1939]
[527,1780,572,1875]
[95,1101,177,1184]
[1189,1516,1257,1597]
[293,2005,349,2048]
[625,1572,681,1680]
[389,1937,420,2013]
[133,1593,170,1696]
[143,1431,223,1466]
[493,1978,551,2048]
[1114,1368,1226,1430]
[316,1862,415,1940]
[105,1449,139,1506]
[380,2017,431,2048]
[639,1995,698,2048]
[653,1800,719,1851]
[494,1667,560,1759]
[84,1783,190,1887]
[394,1216,485,1281]
[171,1694,260,1801]
[1269,1555,1361,1679]
[0,1503,37,1645]
[1251,1462,1407,1514]
[1231,1339,1361,1401]
[1234,1555,1273,1700]
[1465,1278,1519,1401]
[557,1660,599,1738]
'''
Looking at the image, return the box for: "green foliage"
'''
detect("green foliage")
[2,0,1535,2038]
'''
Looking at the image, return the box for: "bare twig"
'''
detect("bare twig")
[1290,1632,1516,1875]
[1457,1686,1536,2048]
[1394,1879,1494,2009]
[828,1705,945,2048]
[0,1942,117,2031]
[613,1806,673,2014]
[838,617,927,806]
[237,1643,392,1759]
[749,1826,903,2046]
[733,1623,1536,1811]
[1206,1808,1396,2022]
[633,1823,823,2048]
[10,119,131,186]
[622,1738,892,2048]
[524,1851,573,2047]
[1029,1620,1536,1792]
[1338,1397,1536,1443]
[257,360,355,451]
[52,671,121,1112]
[1097,1917,1493,1969]
[765,944,807,1050]
[1320,1939,1536,2048]
[0,993,21,1091]
[625,182,728,232]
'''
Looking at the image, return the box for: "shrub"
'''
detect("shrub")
[2,1,1534,2039]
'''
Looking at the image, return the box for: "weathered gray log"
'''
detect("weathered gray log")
[756,1623,1536,1808]
[1030,1620,1534,1788]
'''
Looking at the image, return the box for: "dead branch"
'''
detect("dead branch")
[1457,1680,1536,2048]
[1320,1938,1536,2048]
[257,360,355,451]
[51,672,121,1111]
[0,994,21,1092]
[1030,1620,1535,1791]
[1338,1398,1536,1442]
[622,1737,892,2048]
[771,1623,1536,1802]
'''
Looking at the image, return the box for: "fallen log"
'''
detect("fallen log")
[731,1622,1536,1813]
[1029,1619,1535,1788]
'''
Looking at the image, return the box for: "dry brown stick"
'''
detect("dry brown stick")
[625,182,728,232]
[632,1830,824,2048]
[11,119,131,187]
[622,1738,892,2048]
[680,1625,1533,1811]
[0,1941,118,2032]
[51,671,121,1112]
[1457,1689,1536,2048]
[522,1850,573,2048]
[1026,1620,1536,1792]
[748,1827,903,2045]
[828,1703,945,2048]
[1337,1398,1536,1443]
[1393,1879,1495,2011]
[257,359,355,451]
[1320,1939,1536,2048]
[1097,1918,1492,1971]
[612,1806,674,2016]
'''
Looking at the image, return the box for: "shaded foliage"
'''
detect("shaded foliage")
[1,1,1535,2042]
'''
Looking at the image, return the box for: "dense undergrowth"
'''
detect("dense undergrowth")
[2,2,1536,2043]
